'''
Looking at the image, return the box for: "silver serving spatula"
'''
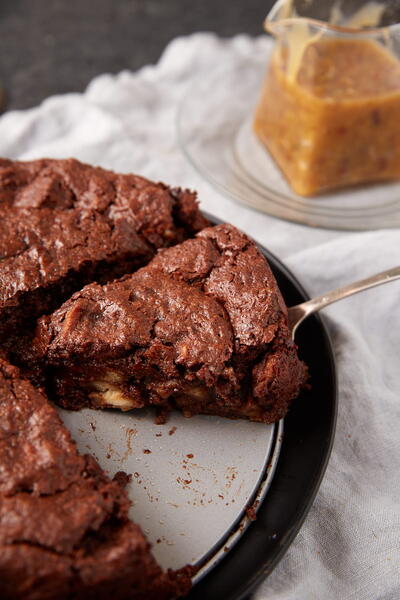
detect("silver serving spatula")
[288,266,400,339]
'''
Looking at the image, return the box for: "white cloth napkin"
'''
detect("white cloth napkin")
[0,32,399,600]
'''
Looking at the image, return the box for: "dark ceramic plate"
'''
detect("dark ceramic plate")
[186,215,338,599]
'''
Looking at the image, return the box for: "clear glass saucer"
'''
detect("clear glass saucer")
[177,60,400,230]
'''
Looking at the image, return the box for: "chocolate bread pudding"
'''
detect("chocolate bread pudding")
[0,158,208,348]
[0,358,191,600]
[0,157,309,598]
[34,224,307,423]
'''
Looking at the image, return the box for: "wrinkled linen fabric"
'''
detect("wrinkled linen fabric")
[0,32,398,600]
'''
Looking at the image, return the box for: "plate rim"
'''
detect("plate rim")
[186,213,338,599]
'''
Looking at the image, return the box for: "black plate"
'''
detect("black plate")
[187,215,337,599]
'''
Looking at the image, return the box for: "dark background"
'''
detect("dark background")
[0,0,275,112]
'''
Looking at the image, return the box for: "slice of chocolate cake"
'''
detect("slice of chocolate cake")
[0,158,208,348]
[0,358,191,600]
[33,224,308,424]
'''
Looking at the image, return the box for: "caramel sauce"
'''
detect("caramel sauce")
[254,38,400,196]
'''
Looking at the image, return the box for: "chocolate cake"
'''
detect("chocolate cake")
[33,224,308,423]
[0,358,191,600]
[0,158,308,598]
[0,158,208,348]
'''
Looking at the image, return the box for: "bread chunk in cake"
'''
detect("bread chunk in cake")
[0,358,191,600]
[0,157,208,348]
[33,224,308,423]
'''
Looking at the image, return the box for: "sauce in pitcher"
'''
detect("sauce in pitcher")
[254,2,400,196]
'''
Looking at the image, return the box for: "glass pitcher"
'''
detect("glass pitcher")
[253,0,400,197]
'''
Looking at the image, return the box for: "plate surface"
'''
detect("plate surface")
[58,408,280,572]
[58,219,337,599]
[178,59,400,230]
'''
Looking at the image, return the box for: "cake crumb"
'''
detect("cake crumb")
[113,471,132,487]
[246,501,259,521]
[155,407,170,424]
[168,426,177,436]
[143,449,152,454]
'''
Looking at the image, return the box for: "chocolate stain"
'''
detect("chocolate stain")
[120,427,137,463]
[224,466,238,490]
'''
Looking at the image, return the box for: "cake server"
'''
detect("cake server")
[288,266,400,338]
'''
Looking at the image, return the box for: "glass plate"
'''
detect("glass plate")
[177,59,400,230]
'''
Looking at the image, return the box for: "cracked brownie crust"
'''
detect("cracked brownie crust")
[34,224,308,423]
[0,358,192,600]
[0,158,208,347]
[0,158,308,598]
